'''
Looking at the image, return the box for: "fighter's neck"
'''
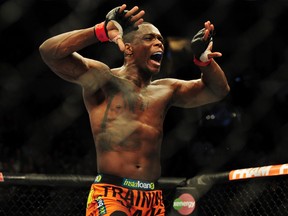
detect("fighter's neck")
[116,65,152,88]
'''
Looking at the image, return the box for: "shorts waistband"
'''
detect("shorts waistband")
[94,174,157,191]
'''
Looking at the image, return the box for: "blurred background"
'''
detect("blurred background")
[0,0,288,179]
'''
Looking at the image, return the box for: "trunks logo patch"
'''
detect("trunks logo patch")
[122,178,155,190]
[96,196,107,215]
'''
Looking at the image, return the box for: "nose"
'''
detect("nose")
[154,39,164,49]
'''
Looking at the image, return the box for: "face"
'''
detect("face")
[128,23,165,74]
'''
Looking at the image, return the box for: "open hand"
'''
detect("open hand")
[106,4,145,51]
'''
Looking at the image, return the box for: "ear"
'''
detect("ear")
[124,43,133,55]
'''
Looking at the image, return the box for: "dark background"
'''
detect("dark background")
[1,0,288,178]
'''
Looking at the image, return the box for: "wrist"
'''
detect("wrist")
[193,56,212,67]
[94,22,109,42]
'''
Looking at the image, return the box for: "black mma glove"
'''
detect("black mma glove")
[191,28,214,66]
[95,6,137,43]
[105,6,138,34]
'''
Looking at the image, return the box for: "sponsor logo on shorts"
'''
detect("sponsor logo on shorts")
[122,178,155,190]
[96,196,107,215]
[173,193,195,215]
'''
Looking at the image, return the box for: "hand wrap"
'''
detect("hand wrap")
[191,28,214,66]
[94,22,109,42]
[95,6,137,43]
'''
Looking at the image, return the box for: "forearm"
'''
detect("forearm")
[200,59,230,99]
[38,25,112,85]
[39,27,97,61]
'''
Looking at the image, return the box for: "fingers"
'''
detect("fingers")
[111,33,125,51]
[207,40,222,59]
[130,10,145,23]
[119,4,127,13]
[119,4,145,20]
[208,52,222,59]
[207,42,222,59]
[203,21,214,41]
[117,39,125,52]
[134,18,144,27]
[207,41,213,50]
[125,6,140,18]
[204,21,214,32]
[124,5,145,27]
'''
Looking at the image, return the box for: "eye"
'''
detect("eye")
[143,34,164,43]
[143,35,154,41]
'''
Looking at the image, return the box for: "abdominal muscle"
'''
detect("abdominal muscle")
[97,149,162,182]
[94,119,163,182]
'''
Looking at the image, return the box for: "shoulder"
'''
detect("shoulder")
[151,78,183,90]
[147,78,183,100]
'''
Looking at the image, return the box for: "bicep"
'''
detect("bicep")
[45,52,112,89]
[172,79,220,108]
[45,52,91,82]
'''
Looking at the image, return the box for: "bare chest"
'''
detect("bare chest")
[92,90,168,130]
[86,85,171,149]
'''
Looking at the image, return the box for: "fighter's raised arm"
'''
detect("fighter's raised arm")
[170,20,230,108]
[39,4,145,87]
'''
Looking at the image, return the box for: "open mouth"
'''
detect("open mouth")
[150,52,163,63]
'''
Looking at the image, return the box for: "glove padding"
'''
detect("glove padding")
[105,6,137,39]
[190,28,214,61]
